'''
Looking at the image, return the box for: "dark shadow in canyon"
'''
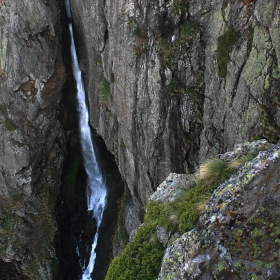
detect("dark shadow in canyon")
[55,6,124,280]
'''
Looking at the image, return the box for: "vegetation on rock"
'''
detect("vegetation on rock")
[217,26,240,78]
[106,152,254,279]
[105,224,163,280]
[259,104,279,143]
[98,74,111,105]
[157,141,280,279]
[132,25,149,58]
[158,20,199,68]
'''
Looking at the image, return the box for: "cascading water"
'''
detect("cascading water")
[65,0,107,279]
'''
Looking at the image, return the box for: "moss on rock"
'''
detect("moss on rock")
[217,26,240,78]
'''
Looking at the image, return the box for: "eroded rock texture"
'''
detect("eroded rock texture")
[0,0,65,278]
[69,0,280,237]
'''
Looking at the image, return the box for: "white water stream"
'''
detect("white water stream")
[65,1,107,279]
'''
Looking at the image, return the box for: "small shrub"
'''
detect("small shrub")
[134,42,149,58]
[174,0,190,14]
[113,195,129,248]
[99,74,111,104]
[259,105,279,143]
[132,26,147,39]
[52,259,60,278]
[0,104,5,114]
[217,26,240,78]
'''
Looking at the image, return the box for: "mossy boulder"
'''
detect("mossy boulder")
[158,140,280,279]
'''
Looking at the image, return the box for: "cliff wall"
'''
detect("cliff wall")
[69,0,280,234]
[1,0,280,278]
[0,0,65,278]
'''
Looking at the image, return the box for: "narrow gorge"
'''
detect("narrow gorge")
[0,0,280,279]
[65,0,107,277]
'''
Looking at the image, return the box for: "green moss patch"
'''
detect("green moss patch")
[99,74,111,105]
[217,26,240,78]
[4,118,17,131]
[105,224,164,280]
[180,21,199,38]
[168,77,185,96]
[145,160,234,234]
[174,0,190,14]
[112,194,129,252]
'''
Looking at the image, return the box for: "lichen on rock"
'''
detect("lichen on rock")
[158,140,280,279]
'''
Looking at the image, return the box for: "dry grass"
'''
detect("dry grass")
[228,154,255,170]
[197,158,228,183]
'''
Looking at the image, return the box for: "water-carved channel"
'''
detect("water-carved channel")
[65,1,107,278]
[55,1,124,279]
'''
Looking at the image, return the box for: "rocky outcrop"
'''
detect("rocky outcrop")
[0,0,65,278]
[69,0,280,237]
[105,139,280,279]
[158,140,280,279]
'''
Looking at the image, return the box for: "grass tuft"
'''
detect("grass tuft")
[197,158,229,185]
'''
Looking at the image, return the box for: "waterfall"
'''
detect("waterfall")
[65,0,107,279]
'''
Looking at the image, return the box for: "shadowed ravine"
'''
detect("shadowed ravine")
[65,0,107,278]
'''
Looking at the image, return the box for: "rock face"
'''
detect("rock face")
[158,140,280,279]
[0,0,65,278]
[68,0,280,236]
[1,0,280,278]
